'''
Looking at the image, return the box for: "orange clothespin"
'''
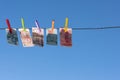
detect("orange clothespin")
[51,20,55,32]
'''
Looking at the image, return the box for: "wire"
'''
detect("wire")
[72,26,120,30]
[1,26,120,30]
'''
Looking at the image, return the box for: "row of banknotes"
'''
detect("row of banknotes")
[6,27,72,47]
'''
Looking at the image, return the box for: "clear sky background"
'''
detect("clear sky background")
[0,0,120,80]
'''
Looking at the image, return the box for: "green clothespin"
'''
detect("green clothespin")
[21,18,26,31]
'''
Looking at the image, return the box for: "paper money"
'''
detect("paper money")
[19,28,34,47]
[46,28,57,45]
[60,28,72,46]
[6,28,18,45]
[32,27,44,47]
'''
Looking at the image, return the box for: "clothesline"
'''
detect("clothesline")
[2,18,119,47]
[3,25,120,47]
[0,26,120,30]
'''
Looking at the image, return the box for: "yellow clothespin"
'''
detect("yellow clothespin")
[64,17,68,32]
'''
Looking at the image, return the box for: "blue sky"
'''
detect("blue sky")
[0,0,120,80]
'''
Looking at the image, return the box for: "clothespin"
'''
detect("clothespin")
[6,19,12,33]
[51,20,55,32]
[35,20,41,32]
[64,17,68,32]
[21,18,26,31]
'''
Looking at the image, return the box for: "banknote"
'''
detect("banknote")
[46,28,57,45]
[32,27,44,47]
[60,28,72,46]
[19,28,34,47]
[6,28,18,45]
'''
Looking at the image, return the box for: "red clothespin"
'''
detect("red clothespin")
[6,19,12,33]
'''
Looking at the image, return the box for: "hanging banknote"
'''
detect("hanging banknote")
[19,28,34,47]
[6,28,18,45]
[46,28,57,45]
[60,28,72,46]
[32,27,44,47]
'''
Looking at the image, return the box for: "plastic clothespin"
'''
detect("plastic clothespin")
[64,17,69,32]
[35,20,41,32]
[21,18,26,31]
[6,19,12,33]
[51,20,55,32]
